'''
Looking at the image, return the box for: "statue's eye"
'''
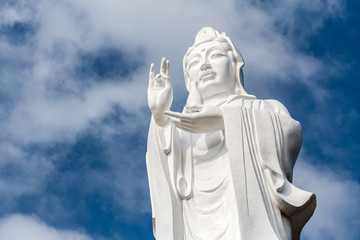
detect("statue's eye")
[189,60,199,69]
[211,53,225,58]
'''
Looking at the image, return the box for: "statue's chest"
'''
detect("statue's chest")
[192,131,226,160]
[179,130,229,191]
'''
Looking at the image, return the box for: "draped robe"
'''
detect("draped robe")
[146,95,316,240]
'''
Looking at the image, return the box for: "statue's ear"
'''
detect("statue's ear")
[232,48,244,69]
[237,55,245,68]
[185,76,191,92]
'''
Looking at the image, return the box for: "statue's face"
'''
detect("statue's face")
[186,41,235,101]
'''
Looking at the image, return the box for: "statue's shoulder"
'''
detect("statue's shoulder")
[226,96,290,117]
[262,99,290,116]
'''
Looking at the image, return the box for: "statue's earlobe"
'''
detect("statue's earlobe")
[185,76,191,92]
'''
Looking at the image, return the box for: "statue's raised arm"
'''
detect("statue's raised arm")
[146,27,316,240]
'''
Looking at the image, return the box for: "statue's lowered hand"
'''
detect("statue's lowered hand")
[165,105,224,133]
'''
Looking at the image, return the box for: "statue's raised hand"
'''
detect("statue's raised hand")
[148,57,173,126]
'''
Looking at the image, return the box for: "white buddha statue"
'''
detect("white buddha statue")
[146,27,316,240]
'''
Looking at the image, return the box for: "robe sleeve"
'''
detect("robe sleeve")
[146,117,184,240]
[263,100,317,240]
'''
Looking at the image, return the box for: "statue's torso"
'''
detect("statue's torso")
[180,130,241,240]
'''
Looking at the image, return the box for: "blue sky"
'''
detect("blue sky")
[0,0,359,239]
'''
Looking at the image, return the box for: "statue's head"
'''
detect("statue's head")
[183,27,249,100]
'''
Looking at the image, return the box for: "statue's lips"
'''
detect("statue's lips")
[200,71,216,81]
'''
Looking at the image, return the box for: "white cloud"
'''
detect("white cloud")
[0,214,92,240]
[0,3,32,26]
[294,158,360,239]
[0,143,54,200]
[6,80,148,144]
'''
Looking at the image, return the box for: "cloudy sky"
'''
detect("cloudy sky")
[0,0,359,239]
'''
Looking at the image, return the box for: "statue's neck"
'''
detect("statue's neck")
[203,92,231,106]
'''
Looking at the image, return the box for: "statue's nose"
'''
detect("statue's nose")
[200,63,211,71]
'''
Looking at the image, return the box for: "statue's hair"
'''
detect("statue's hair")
[183,27,248,96]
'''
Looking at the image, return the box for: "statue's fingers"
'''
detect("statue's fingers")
[179,121,193,128]
[166,60,170,76]
[154,74,162,87]
[192,104,204,110]
[160,57,166,74]
[156,72,169,88]
[159,72,169,79]
[163,60,171,87]
[173,122,193,133]
[168,116,181,125]
[165,112,193,124]
[169,116,192,125]
[149,63,155,87]
[164,111,180,119]
[165,111,188,119]
[186,105,203,113]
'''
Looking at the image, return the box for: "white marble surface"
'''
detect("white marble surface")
[146,27,316,240]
